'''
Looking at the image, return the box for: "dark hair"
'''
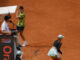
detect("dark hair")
[4,16,8,20]
[19,6,24,10]
[4,15,11,21]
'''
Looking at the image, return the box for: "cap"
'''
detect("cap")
[7,13,11,18]
[19,6,24,10]
[58,34,64,39]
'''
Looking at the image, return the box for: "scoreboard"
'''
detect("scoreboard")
[0,35,15,60]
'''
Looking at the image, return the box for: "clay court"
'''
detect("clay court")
[0,0,80,60]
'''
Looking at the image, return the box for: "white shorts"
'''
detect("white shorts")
[48,46,60,58]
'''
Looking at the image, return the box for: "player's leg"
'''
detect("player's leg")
[16,26,28,46]
[20,31,25,41]
[51,55,57,60]
[57,57,62,60]
[19,27,28,46]
[13,32,22,48]
[20,32,28,46]
[16,47,23,60]
[56,53,62,60]
[18,26,25,41]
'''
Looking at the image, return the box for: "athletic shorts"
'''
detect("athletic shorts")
[17,26,24,32]
[48,46,60,58]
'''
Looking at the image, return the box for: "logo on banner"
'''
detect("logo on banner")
[1,38,11,43]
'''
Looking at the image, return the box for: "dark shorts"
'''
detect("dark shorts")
[17,26,24,32]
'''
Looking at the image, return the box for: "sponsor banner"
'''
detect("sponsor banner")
[0,35,14,60]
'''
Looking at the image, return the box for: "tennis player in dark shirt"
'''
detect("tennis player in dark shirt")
[48,34,64,60]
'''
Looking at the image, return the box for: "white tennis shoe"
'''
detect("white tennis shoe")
[22,41,28,47]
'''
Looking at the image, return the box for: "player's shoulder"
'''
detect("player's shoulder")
[1,21,5,25]
[2,21,7,26]
[53,40,58,43]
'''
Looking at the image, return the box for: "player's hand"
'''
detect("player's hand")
[8,31,12,35]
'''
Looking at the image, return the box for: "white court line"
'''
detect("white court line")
[0,5,17,15]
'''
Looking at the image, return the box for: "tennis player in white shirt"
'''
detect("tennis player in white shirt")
[1,15,11,34]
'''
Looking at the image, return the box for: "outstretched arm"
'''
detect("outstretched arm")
[2,30,11,35]
[57,43,63,55]
[58,49,63,55]
[16,11,20,18]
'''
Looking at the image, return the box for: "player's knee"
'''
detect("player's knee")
[51,55,57,59]
[57,57,61,60]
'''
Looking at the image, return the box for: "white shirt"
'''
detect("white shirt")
[1,21,10,32]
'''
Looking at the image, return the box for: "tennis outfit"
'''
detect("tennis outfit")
[17,12,28,46]
[17,12,25,32]
[48,47,60,58]
[48,40,62,58]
